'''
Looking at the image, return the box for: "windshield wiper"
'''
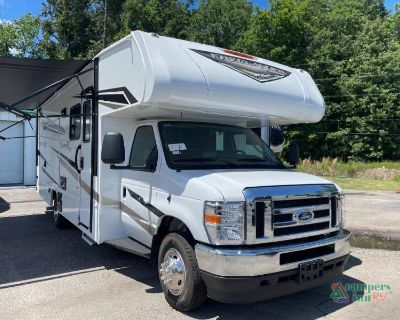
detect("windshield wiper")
[173,157,240,168]
[173,158,216,162]
[237,158,266,162]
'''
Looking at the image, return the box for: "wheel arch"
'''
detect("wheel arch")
[151,216,195,262]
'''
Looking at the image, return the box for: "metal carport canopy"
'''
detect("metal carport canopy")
[0,56,90,116]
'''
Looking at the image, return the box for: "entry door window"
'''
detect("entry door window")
[129,126,158,171]
[82,101,91,142]
[69,104,81,140]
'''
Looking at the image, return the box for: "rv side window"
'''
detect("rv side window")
[69,104,81,140]
[129,126,158,171]
[83,101,91,142]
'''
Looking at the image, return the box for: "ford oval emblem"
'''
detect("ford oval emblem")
[292,209,314,224]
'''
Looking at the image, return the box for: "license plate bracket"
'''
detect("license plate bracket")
[298,259,324,283]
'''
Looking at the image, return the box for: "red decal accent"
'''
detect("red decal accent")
[223,49,254,60]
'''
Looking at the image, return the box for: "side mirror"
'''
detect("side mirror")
[270,126,285,147]
[288,143,300,167]
[101,132,125,164]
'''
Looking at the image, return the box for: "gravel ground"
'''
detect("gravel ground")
[344,190,400,241]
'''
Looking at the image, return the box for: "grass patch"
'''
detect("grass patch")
[297,158,400,191]
[328,177,399,191]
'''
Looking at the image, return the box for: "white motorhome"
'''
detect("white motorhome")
[37,31,350,311]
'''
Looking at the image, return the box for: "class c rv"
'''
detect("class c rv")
[36,31,350,311]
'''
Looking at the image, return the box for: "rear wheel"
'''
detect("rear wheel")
[52,196,68,229]
[158,233,207,312]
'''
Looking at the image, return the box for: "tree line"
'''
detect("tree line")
[1,0,399,161]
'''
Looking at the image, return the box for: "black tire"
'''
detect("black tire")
[158,233,207,312]
[52,196,68,229]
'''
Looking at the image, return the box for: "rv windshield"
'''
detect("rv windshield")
[158,121,286,170]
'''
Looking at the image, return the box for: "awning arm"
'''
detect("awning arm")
[0,101,32,120]
[11,66,95,110]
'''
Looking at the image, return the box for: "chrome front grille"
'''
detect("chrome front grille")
[272,197,331,237]
[244,184,340,244]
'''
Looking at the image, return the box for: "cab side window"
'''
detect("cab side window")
[129,126,158,172]
[69,104,81,140]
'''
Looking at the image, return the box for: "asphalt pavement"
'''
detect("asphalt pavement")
[0,188,399,319]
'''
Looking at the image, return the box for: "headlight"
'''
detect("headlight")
[204,201,245,245]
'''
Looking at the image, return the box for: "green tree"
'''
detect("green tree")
[0,19,15,56]
[0,14,43,58]
[14,13,43,58]
[239,0,397,161]
[189,0,253,48]
[329,17,400,160]
[122,0,192,39]
[303,0,393,161]
[238,0,326,66]
[41,0,97,58]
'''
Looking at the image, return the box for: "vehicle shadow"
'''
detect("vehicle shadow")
[186,257,365,320]
[0,199,364,320]
[0,210,156,290]
[0,196,10,213]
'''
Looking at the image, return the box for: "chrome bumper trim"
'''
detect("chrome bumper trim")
[195,229,351,277]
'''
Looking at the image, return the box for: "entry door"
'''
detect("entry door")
[79,100,93,228]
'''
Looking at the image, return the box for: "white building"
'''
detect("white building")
[0,56,86,186]
[0,111,36,185]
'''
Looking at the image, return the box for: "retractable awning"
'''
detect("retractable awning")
[0,56,90,116]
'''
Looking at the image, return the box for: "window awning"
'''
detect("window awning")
[0,56,90,116]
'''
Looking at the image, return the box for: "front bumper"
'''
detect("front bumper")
[195,229,351,303]
[200,254,349,304]
[195,229,350,277]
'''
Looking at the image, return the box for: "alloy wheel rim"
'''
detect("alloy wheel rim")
[160,248,186,296]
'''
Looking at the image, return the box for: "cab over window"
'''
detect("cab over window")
[129,126,158,171]
[69,104,81,140]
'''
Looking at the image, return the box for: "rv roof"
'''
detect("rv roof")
[96,31,325,126]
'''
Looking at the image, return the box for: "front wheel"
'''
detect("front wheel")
[158,233,207,312]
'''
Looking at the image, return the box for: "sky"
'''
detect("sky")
[0,0,399,21]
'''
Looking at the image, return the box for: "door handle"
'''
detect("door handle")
[74,145,82,172]
[80,156,84,170]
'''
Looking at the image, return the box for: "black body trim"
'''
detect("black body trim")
[127,188,165,218]
[200,254,349,304]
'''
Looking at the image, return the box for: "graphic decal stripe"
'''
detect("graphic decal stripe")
[58,155,99,202]
[120,202,153,232]
[98,87,137,104]
[191,49,291,83]
[50,147,79,173]
[41,167,59,186]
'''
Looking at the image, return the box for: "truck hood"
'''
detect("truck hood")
[177,169,336,201]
